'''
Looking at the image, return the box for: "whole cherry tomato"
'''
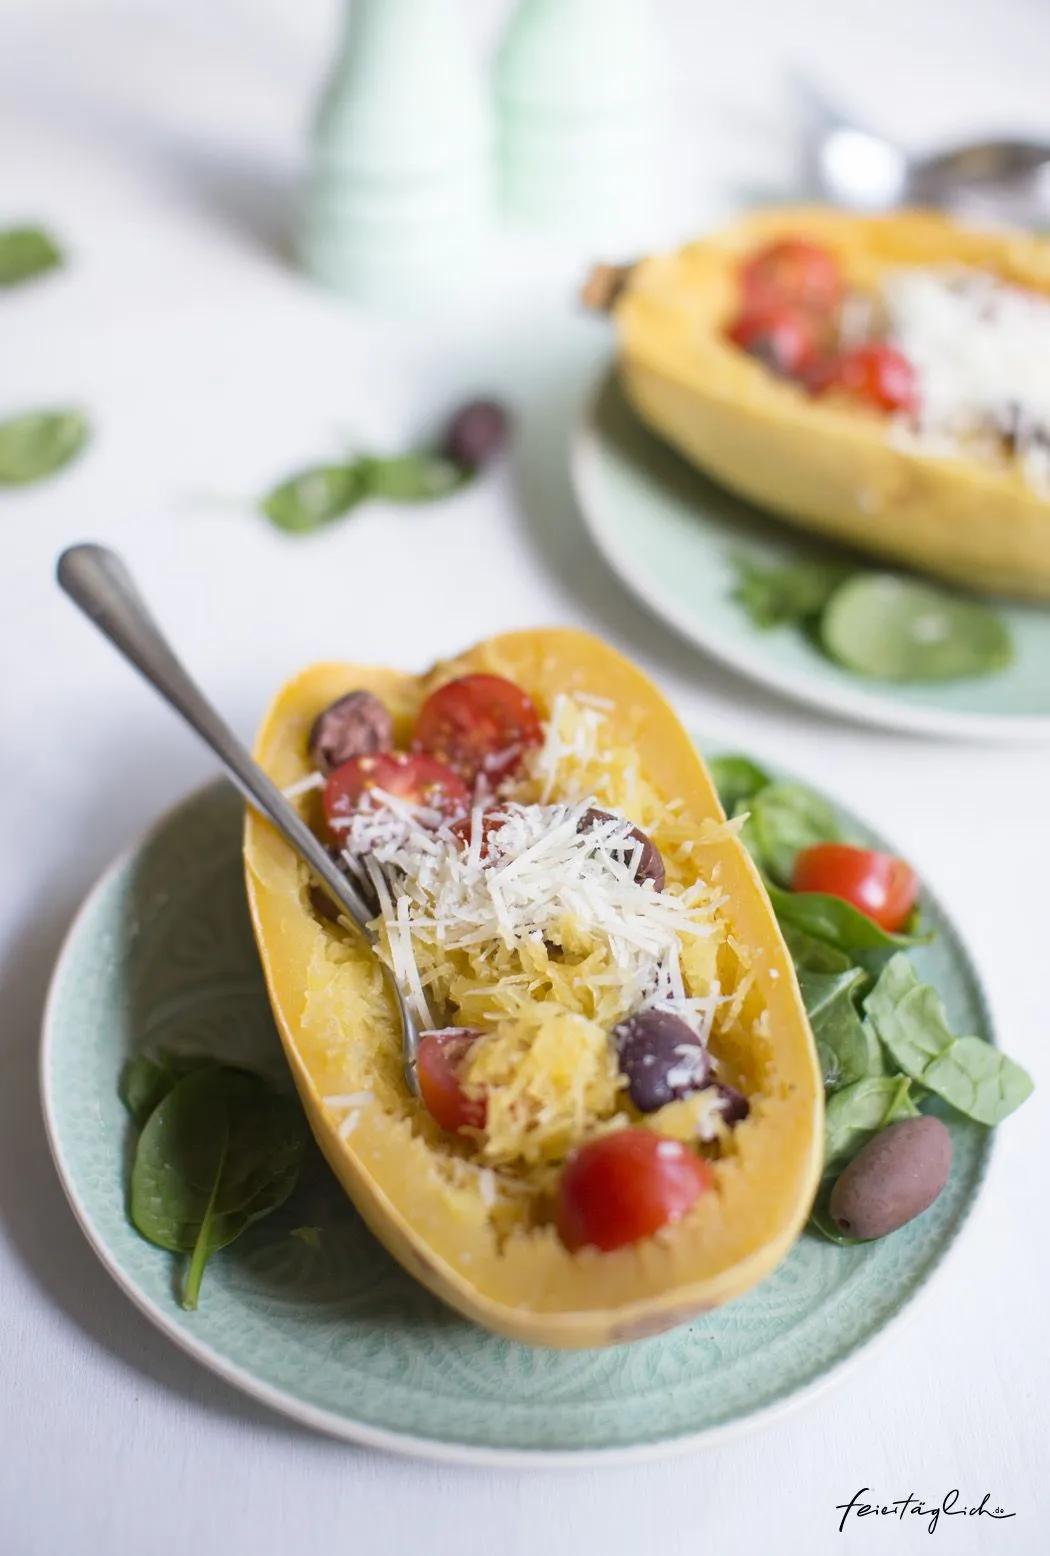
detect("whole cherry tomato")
[414,674,543,786]
[740,238,843,314]
[417,1029,487,1133]
[556,1129,713,1252]
[791,843,919,932]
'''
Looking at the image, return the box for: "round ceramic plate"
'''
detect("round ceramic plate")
[42,771,993,1465]
[572,371,1050,741]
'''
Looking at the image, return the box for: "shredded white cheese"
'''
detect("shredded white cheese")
[884,265,1050,491]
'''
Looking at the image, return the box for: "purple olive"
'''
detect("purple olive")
[613,1009,711,1113]
[829,1116,952,1240]
[577,807,665,891]
[308,690,393,773]
[712,1082,750,1127]
[443,399,509,470]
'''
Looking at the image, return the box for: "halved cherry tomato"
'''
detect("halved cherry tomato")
[556,1129,713,1253]
[791,843,919,932]
[417,1029,486,1133]
[450,805,509,859]
[726,303,832,381]
[414,674,542,785]
[740,238,843,314]
[822,342,917,413]
[323,751,468,840]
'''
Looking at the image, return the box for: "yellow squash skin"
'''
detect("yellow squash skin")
[244,629,823,1347]
[615,207,1050,600]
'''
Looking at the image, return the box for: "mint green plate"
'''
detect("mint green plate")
[41,773,993,1464]
[573,373,1050,741]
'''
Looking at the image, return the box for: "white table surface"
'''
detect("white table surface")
[2,2,1048,1552]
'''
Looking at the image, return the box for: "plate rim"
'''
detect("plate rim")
[571,368,1050,744]
[39,774,996,1468]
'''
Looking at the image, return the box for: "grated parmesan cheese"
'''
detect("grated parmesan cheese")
[883,265,1050,491]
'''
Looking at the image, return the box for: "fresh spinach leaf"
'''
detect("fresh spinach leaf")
[822,574,1013,682]
[809,1178,862,1246]
[261,463,365,534]
[0,226,62,286]
[0,408,89,486]
[129,1066,307,1309]
[359,452,466,502]
[799,966,882,1091]
[780,921,853,975]
[769,883,931,957]
[739,781,844,886]
[731,553,852,630]
[824,1073,918,1169]
[119,1049,216,1129]
[864,953,1033,1124]
[707,754,771,814]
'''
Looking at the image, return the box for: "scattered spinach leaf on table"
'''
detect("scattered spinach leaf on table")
[864,954,1033,1124]
[358,452,466,502]
[0,408,90,486]
[0,225,62,286]
[261,463,367,534]
[127,1064,308,1309]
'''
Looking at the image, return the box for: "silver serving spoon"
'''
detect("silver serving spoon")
[796,76,1050,226]
[56,542,422,1096]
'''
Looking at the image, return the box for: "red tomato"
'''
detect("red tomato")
[414,674,542,785]
[556,1129,713,1253]
[726,303,831,381]
[740,238,843,314]
[323,751,468,839]
[791,843,919,932]
[823,343,918,413]
[449,806,509,858]
[417,1029,486,1133]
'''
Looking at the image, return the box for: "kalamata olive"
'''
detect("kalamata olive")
[308,690,393,773]
[712,1082,750,1127]
[829,1115,952,1241]
[577,807,665,891]
[613,1009,711,1113]
[443,399,509,470]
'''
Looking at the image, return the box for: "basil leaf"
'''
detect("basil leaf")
[769,883,932,957]
[129,1066,307,1309]
[261,463,365,533]
[824,1073,918,1169]
[739,781,844,886]
[865,953,1033,1124]
[359,452,466,502]
[800,966,882,1091]
[822,574,1013,682]
[707,753,771,814]
[731,553,852,630]
[0,408,89,486]
[0,226,62,286]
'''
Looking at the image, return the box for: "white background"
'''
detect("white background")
[2,2,1048,1553]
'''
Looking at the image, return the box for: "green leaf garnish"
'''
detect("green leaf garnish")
[0,408,89,486]
[824,1073,919,1169]
[821,573,1013,682]
[731,553,851,629]
[864,954,1033,1124]
[736,780,845,886]
[799,965,883,1092]
[359,452,466,502]
[0,226,62,286]
[707,753,771,815]
[769,883,932,957]
[128,1066,307,1309]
